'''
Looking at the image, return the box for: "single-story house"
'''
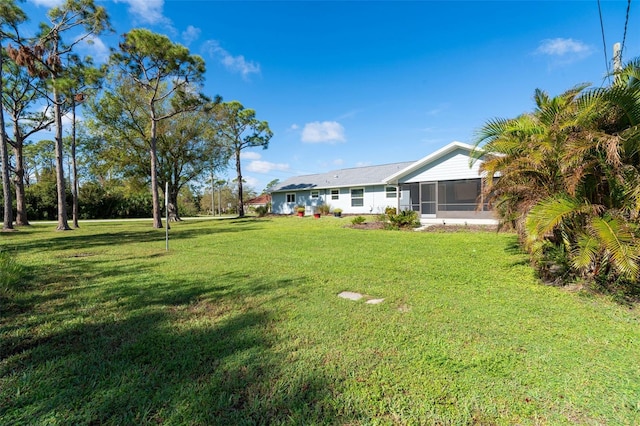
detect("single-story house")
[270,141,497,224]
[244,194,271,210]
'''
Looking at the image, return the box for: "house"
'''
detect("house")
[270,141,497,224]
[244,194,271,211]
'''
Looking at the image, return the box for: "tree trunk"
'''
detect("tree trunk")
[52,86,70,231]
[0,50,14,231]
[150,118,162,228]
[12,123,28,226]
[167,182,181,222]
[236,148,244,217]
[71,99,79,228]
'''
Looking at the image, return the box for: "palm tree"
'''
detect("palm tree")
[474,78,640,286]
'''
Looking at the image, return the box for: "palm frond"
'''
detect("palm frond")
[571,232,600,273]
[590,216,639,280]
[525,196,582,240]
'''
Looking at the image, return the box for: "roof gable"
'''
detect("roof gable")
[383,141,479,183]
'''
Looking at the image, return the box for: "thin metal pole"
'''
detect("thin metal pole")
[165,181,169,251]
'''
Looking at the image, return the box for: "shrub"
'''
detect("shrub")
[385,206,397,215]
[255,205,268,217]
[386,209,420,230]
[317,204,331,215]
[351,216,366,225]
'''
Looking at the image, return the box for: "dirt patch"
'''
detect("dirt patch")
[347,222,386,230]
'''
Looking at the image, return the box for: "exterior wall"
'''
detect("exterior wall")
[272,185,400,215]
[271,190,327,214]
[400,148,483,183]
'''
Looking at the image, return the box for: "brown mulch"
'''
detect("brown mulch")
[346,222,502,232]
[348,222,386,230]
[421,224,500,233]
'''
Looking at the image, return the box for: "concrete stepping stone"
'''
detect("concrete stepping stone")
[338,291,384,304]
[338,291,363,301]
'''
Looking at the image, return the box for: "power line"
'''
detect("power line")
[598,0,612,84]
[621,0,632,60]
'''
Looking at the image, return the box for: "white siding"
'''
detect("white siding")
[400,148,481,183]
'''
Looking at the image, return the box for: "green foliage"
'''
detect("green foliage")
[384,209,420,230]
[316,204,331,215]
[255,205,268,217]
[475,69,640,287]
[351,215,366,225]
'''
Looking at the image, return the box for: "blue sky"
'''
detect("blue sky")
[24,0,640,192]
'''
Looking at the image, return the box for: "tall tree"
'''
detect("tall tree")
[63,60,102,228]
[156,104,227,221]
[7,0,110,230]
[214,101,272,217]
[3,55,55,226]
[109,28,206,228]
[0,0,26,231]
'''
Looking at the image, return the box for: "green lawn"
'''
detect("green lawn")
[1,216,640,425]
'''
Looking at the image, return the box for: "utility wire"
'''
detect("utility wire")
[598,0,612,84]
[621,0,632,61]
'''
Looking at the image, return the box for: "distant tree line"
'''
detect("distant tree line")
[0,0,272,231]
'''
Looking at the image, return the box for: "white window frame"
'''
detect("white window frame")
[286,193,296,203]
[351,188,364,207]
[385,186,398,199]
[310,190,319,199]
[330,189,339,200]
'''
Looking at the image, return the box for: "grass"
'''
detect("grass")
[1,216,640,425]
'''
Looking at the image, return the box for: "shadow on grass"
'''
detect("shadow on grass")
[2,218,267,255]
[503,236,530,267]
[1,267,359,424]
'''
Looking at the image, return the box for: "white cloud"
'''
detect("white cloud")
[301,121,346,144]
[30,0,64,7]
[182,25,201,45]
[241,151,262,160]
[203,40,261,79]
[115,0,171,26]
[535,38,593,63]
[246,161,290,174]
[243,176,259,188]
[289,124,299,130]
[333,159,344,166]
[355,161,372,167]
[77,35,109,63]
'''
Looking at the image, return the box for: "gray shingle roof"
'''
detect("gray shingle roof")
[271,161,415,192]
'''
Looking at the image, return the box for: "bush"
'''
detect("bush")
[317,204,331,215]
[255,205,268,217]
[386,209,420,230]
[351,216,366,225]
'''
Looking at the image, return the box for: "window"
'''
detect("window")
[437,179,480,211]
[286,193,296,203]
[311,190,319,199]
[385,186,398,198]
[331,189,339,200]
[351,188,364,207]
